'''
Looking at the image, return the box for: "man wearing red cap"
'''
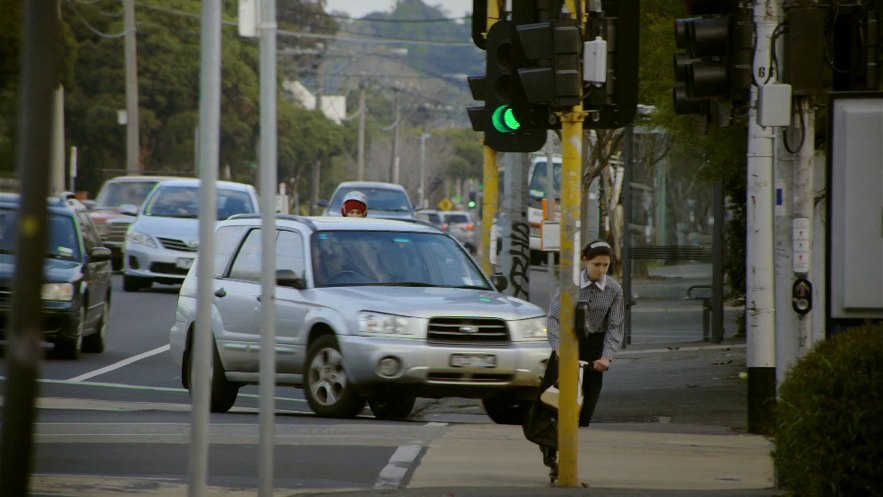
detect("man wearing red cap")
[341,191,368,217]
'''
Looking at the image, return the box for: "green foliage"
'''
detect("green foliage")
[773,325,883,497]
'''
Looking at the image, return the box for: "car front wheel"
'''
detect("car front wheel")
[184,336,239,413]
[83,300,109,353]
[482,397,531,425]
[56,307,84,360]
[305,335,365,418]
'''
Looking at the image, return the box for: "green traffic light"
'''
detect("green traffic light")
[491,105,521,134]
[467,201,476,208]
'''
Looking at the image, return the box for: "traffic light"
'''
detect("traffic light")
[467,191,477,209]
[515,19,583,109]
[672,0,753,114]
[583,0,641,129]
[471,20,546,153]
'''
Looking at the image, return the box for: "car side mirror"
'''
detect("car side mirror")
[119,203,139,216]
[276,269,306,290]
[89,246,112,262]
[316,199,329,208]
[492,273,508,292]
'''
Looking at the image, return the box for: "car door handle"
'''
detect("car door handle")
[214,288,227,298]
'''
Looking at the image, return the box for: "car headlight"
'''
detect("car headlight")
[127,230,157,248]
[358,311,419,337]
[509,316,548,341]
[42,283,74,301]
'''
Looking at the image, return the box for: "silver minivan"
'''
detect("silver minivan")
[169,216,549,423]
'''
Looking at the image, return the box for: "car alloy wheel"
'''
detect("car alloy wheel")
[305,335,364,418]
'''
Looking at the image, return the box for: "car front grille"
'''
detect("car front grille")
[158,237,198,252]
[427,317,510,345]
[105,222,132,244]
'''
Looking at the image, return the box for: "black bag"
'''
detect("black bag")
[522,352,559,449]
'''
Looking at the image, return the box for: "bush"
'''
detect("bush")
[773,324,883,497]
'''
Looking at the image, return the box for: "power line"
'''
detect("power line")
[66,0,132,39]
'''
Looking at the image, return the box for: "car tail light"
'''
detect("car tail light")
[441,223,448,231]
[466,223,475,230]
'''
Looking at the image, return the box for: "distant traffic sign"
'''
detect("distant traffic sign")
[438,198,454,211]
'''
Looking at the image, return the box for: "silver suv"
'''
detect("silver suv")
[169,216,549,423]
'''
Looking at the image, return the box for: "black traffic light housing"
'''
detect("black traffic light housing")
[515,19,583,109]
[583,0,641,129]
[478,20,547,153]
[672,0,753,115]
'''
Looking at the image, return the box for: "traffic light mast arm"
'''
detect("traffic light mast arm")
[557,0,587,488]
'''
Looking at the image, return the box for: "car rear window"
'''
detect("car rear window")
[94,180,158,208]
[444,213,470,224]
[329,187,413,214]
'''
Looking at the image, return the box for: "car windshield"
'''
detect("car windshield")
[94,180,158,209]
[144,186,255,220]
[329,187,413,214]
[311,230,490,289]
[528,161,561,199]
[0,209,81,260]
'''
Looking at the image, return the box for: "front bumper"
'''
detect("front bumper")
[125,243,196,282]
[338,335,550,400]
[0,301,80,343]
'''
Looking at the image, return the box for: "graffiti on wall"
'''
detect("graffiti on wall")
[508,220,530,301]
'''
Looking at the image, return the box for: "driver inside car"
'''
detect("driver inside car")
[313,237,370,285]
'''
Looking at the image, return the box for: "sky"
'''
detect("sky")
[325,0,471,20]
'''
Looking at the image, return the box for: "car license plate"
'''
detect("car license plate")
[176,257,194,270]
[450,354,497,368]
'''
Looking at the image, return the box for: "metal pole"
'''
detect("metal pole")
[123,0,141,174]
[357,77,366,181]
[50,86,65,196]
[712,180,724,343]
[190,3,221,496]
[420,130,427,208]
[557,0,586,485]
[545,130,556,291]
[558,110,584,487]
[258,0,278,495]
[622,126,633,347]
[480,145,498,274]
[68,145,78,193]
[390,88,400,184]
[746,0,779,435]
[0,2,58,494]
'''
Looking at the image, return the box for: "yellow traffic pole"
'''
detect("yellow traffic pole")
[480,0,502,275]
[557,0,587,487]
[557,110,585,487]
[481,144,498,275]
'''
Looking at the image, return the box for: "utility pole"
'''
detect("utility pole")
[419,130,429,208]
[746,0,780,435]
[357,77,366,181]
[123,0,141,174]
[0,2,59,495]
[389,86,400,184]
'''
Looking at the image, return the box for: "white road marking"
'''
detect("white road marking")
[67,344,171,382]
[374,444,422,489]
[423,422,447,427]
[617,343,746,357]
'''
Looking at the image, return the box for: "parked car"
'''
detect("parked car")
[88,175,186,270]
[440,210,477,254]
[169,216,550,423]
[122,178,258,292]
[322,181,415,219]
[0,193,113,359]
